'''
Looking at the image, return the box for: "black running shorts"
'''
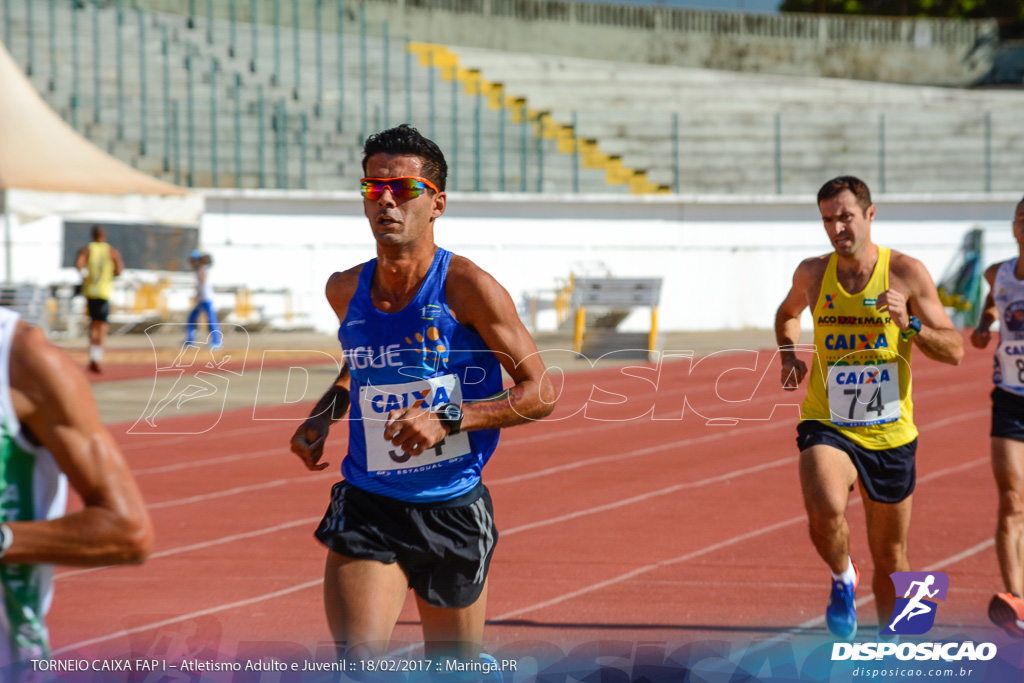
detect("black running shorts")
[315,481,497,609]
[796,420,917,504]
[991,387,1024,441]
[86,298,110,323]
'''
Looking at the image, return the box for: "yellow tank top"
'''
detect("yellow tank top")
[82,242,115,300]
[801,247,917,449]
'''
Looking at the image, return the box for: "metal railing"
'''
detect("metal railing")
[0,1,1017,195]
[484,0,988,46]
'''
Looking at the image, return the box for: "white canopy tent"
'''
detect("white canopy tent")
[0,40,202,283]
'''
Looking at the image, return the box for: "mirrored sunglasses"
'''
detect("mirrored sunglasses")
[360,176,440,200]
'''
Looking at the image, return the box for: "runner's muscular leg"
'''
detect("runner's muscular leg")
[992,437,1024,596]
[862,490,913,629]
[416,580,488,661]
[800,444,859,574]
[323,551,409,659]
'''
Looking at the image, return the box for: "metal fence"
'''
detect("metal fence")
[0,0,1019,195]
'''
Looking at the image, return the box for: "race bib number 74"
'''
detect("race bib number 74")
[826,362,901,427]
[359,374,472,474]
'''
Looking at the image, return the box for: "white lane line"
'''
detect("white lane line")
[146,473,332,510]
[496,408,988,534]
[97,409,989,580]
[924,539,995,572]
[52,579,325,655]
[790,479,994,635]
[66,411,796,585]
[492,514,808,622]
[490,420,790,486]
[59,396,989,652]
[123,379,786,473]
[118,406,989,572]
[123,377,983,485]
[56,517,322,581]
[489,413,991,623]
[396,454,995,658]
[746,536,997,656]
[54,428,799,591]
[133,448,280,475]
[53,432,798,586]
[119,421,285,452]
[501,456,796,536]
[129,403,795,510]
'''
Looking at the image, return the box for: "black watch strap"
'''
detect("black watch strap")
[437,403,464,436]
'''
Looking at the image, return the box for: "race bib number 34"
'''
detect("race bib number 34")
[826,362,901,427]
[359,375,472,474]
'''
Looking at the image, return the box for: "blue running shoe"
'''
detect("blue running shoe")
[826,561,860,639]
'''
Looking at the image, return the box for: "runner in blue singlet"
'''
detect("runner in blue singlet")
[290,125,556,663]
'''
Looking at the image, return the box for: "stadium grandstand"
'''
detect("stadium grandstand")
[1,0,1023,196]
[4,7,1024,683]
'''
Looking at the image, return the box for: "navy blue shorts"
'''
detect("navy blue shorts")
[315,481,497,609]
[991,387,1024,441]
[796,420,917,504]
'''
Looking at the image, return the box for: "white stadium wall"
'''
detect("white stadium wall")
[197,191,1023,335]
[12,191,1020,335]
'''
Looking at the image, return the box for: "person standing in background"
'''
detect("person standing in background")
[75,225,124,374]
[186,250,221,348]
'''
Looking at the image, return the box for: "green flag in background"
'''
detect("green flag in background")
[937,228,985,328]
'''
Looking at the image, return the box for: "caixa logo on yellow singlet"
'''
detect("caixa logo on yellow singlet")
[824,333,889,351]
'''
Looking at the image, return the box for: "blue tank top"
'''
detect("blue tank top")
[338,249,502,502]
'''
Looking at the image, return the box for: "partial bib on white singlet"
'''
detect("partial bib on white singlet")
[996,340,1024,389]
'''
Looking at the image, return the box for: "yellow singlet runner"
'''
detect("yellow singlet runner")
[82,241,115,300]
[801,246,917,450]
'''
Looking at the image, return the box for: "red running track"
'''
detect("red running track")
[48,338,1015,666]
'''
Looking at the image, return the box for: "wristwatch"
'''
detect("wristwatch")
[436,403,464,436]
[900,315,922,341]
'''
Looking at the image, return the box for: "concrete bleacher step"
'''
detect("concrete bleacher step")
[6,2,578,192]
[442,42,1024,193]
[449,44,1024,107]
[6,2,1024,195]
